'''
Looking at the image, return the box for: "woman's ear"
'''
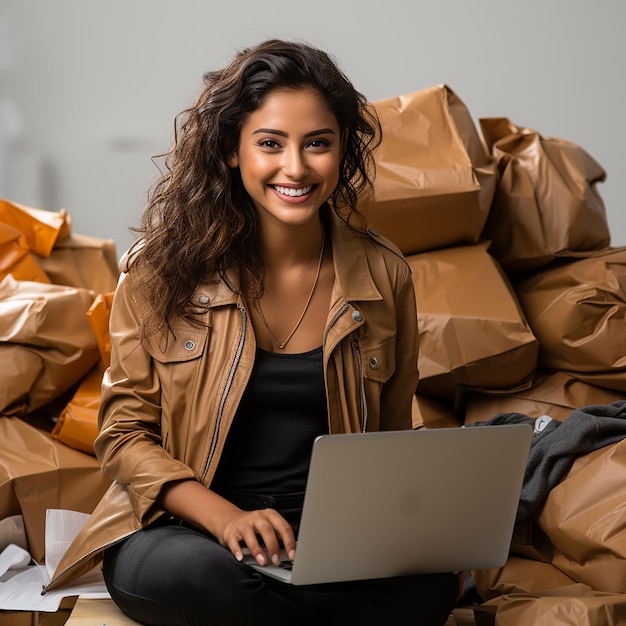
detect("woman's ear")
[227,152,239,168]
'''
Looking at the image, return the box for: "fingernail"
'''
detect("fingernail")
[272,553,281,566]
[288,549,295,561]
[235,551,243,561]
[256,553,266,566]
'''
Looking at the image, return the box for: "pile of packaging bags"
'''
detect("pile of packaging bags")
[0,199,117,562]
[359,85,626,625]
[1,83,625,623]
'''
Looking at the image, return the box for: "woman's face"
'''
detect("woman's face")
[229,87,342,231]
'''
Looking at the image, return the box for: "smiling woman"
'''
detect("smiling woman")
[228,87,341,353]
[43,39,460,626]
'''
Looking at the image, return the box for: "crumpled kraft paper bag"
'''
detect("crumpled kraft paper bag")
[463,370,626,425]
[358,85,498,255]
[473,554,577,601]
[35,232,120,294]
[0,274,100,416]
[411,394,459,430]
[51,293,114,455]
[474,587,626,626]
[0,416,111,563]
[473,557,626,625]
[479,117,611,273]
[515,247,626,392]
[0,222,50,283]
[51,363,104,456]
[407,242,538,401]
[0,198,71,257]
[536,439,626,594]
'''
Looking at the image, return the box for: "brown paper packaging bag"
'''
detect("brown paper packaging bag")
[463,370,626,425]
[473,442,626,623]
[0,274,100,416]
[411,394,459,430]
[479,117,611,273]
[473,555,626,625]
[407,242,538,402]
[51,292,115,455]
[0,416,111,563]
[473,554,577,602]
[0,198,71,257]
[35,232,120,294]
[0,222,51,283]
[474,584,626,626]
[515,247,626,392]
[537,440,626,594]
[358,85,498,255]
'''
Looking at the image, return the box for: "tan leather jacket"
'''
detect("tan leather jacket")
[45,212,419,592]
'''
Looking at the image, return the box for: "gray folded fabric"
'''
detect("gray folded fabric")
[467,400,626,522]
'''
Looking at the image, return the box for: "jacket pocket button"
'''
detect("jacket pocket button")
[184,340,195,350]
[368,356,379,370]
[352,311,363,322]
[199,295,209,305]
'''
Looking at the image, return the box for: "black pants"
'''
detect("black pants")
[102,523,459,626]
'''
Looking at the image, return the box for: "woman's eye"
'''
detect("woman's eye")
[307,139,331,149]
[258,139,281,149]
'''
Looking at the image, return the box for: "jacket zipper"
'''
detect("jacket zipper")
[351,336,368,432]
[323,303,349,347]
[323,303,368,433]
[200,304,247,483]
[45,307,249,593]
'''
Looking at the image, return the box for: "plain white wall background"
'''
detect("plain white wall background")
[1,0,625,256]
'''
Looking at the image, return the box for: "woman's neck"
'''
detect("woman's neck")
[258,219,326,269]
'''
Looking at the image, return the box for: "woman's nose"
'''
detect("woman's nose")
[282,147,308,179]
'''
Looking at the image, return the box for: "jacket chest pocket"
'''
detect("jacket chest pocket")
[144,325,209,451]
[146,327,208,364]
[360,338,396,383]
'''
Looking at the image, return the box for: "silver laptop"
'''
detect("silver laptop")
[243,424,532,585]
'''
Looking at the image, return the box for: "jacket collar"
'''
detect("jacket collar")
[327,210,382,304]
[195,209,383,308]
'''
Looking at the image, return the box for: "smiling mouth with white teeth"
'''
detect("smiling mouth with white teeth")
[274,185,313,197]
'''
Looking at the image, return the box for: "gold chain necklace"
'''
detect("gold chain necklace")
[255,231,325,350]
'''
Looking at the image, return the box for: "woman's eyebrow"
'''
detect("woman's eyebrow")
[252,128,337,138]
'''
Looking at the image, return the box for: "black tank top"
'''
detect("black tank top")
[211,346,328,502]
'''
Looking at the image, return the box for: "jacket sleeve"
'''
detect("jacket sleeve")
[378,260,420,432]
[95,271,197,525]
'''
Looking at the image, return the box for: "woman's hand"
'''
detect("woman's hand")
[159,479,296,567]
[218,507,296,566]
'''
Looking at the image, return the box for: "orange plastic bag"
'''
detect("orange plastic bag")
[51,363,104,456]
[0,222,50,283]
[0,198,71,257]
[51,292,114,454]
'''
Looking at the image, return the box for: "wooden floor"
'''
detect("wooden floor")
[1,598,478,625]
[447,606,478,625]
[66,598,478,625]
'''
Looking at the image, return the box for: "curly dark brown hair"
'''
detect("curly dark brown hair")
[129,38,381,331]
